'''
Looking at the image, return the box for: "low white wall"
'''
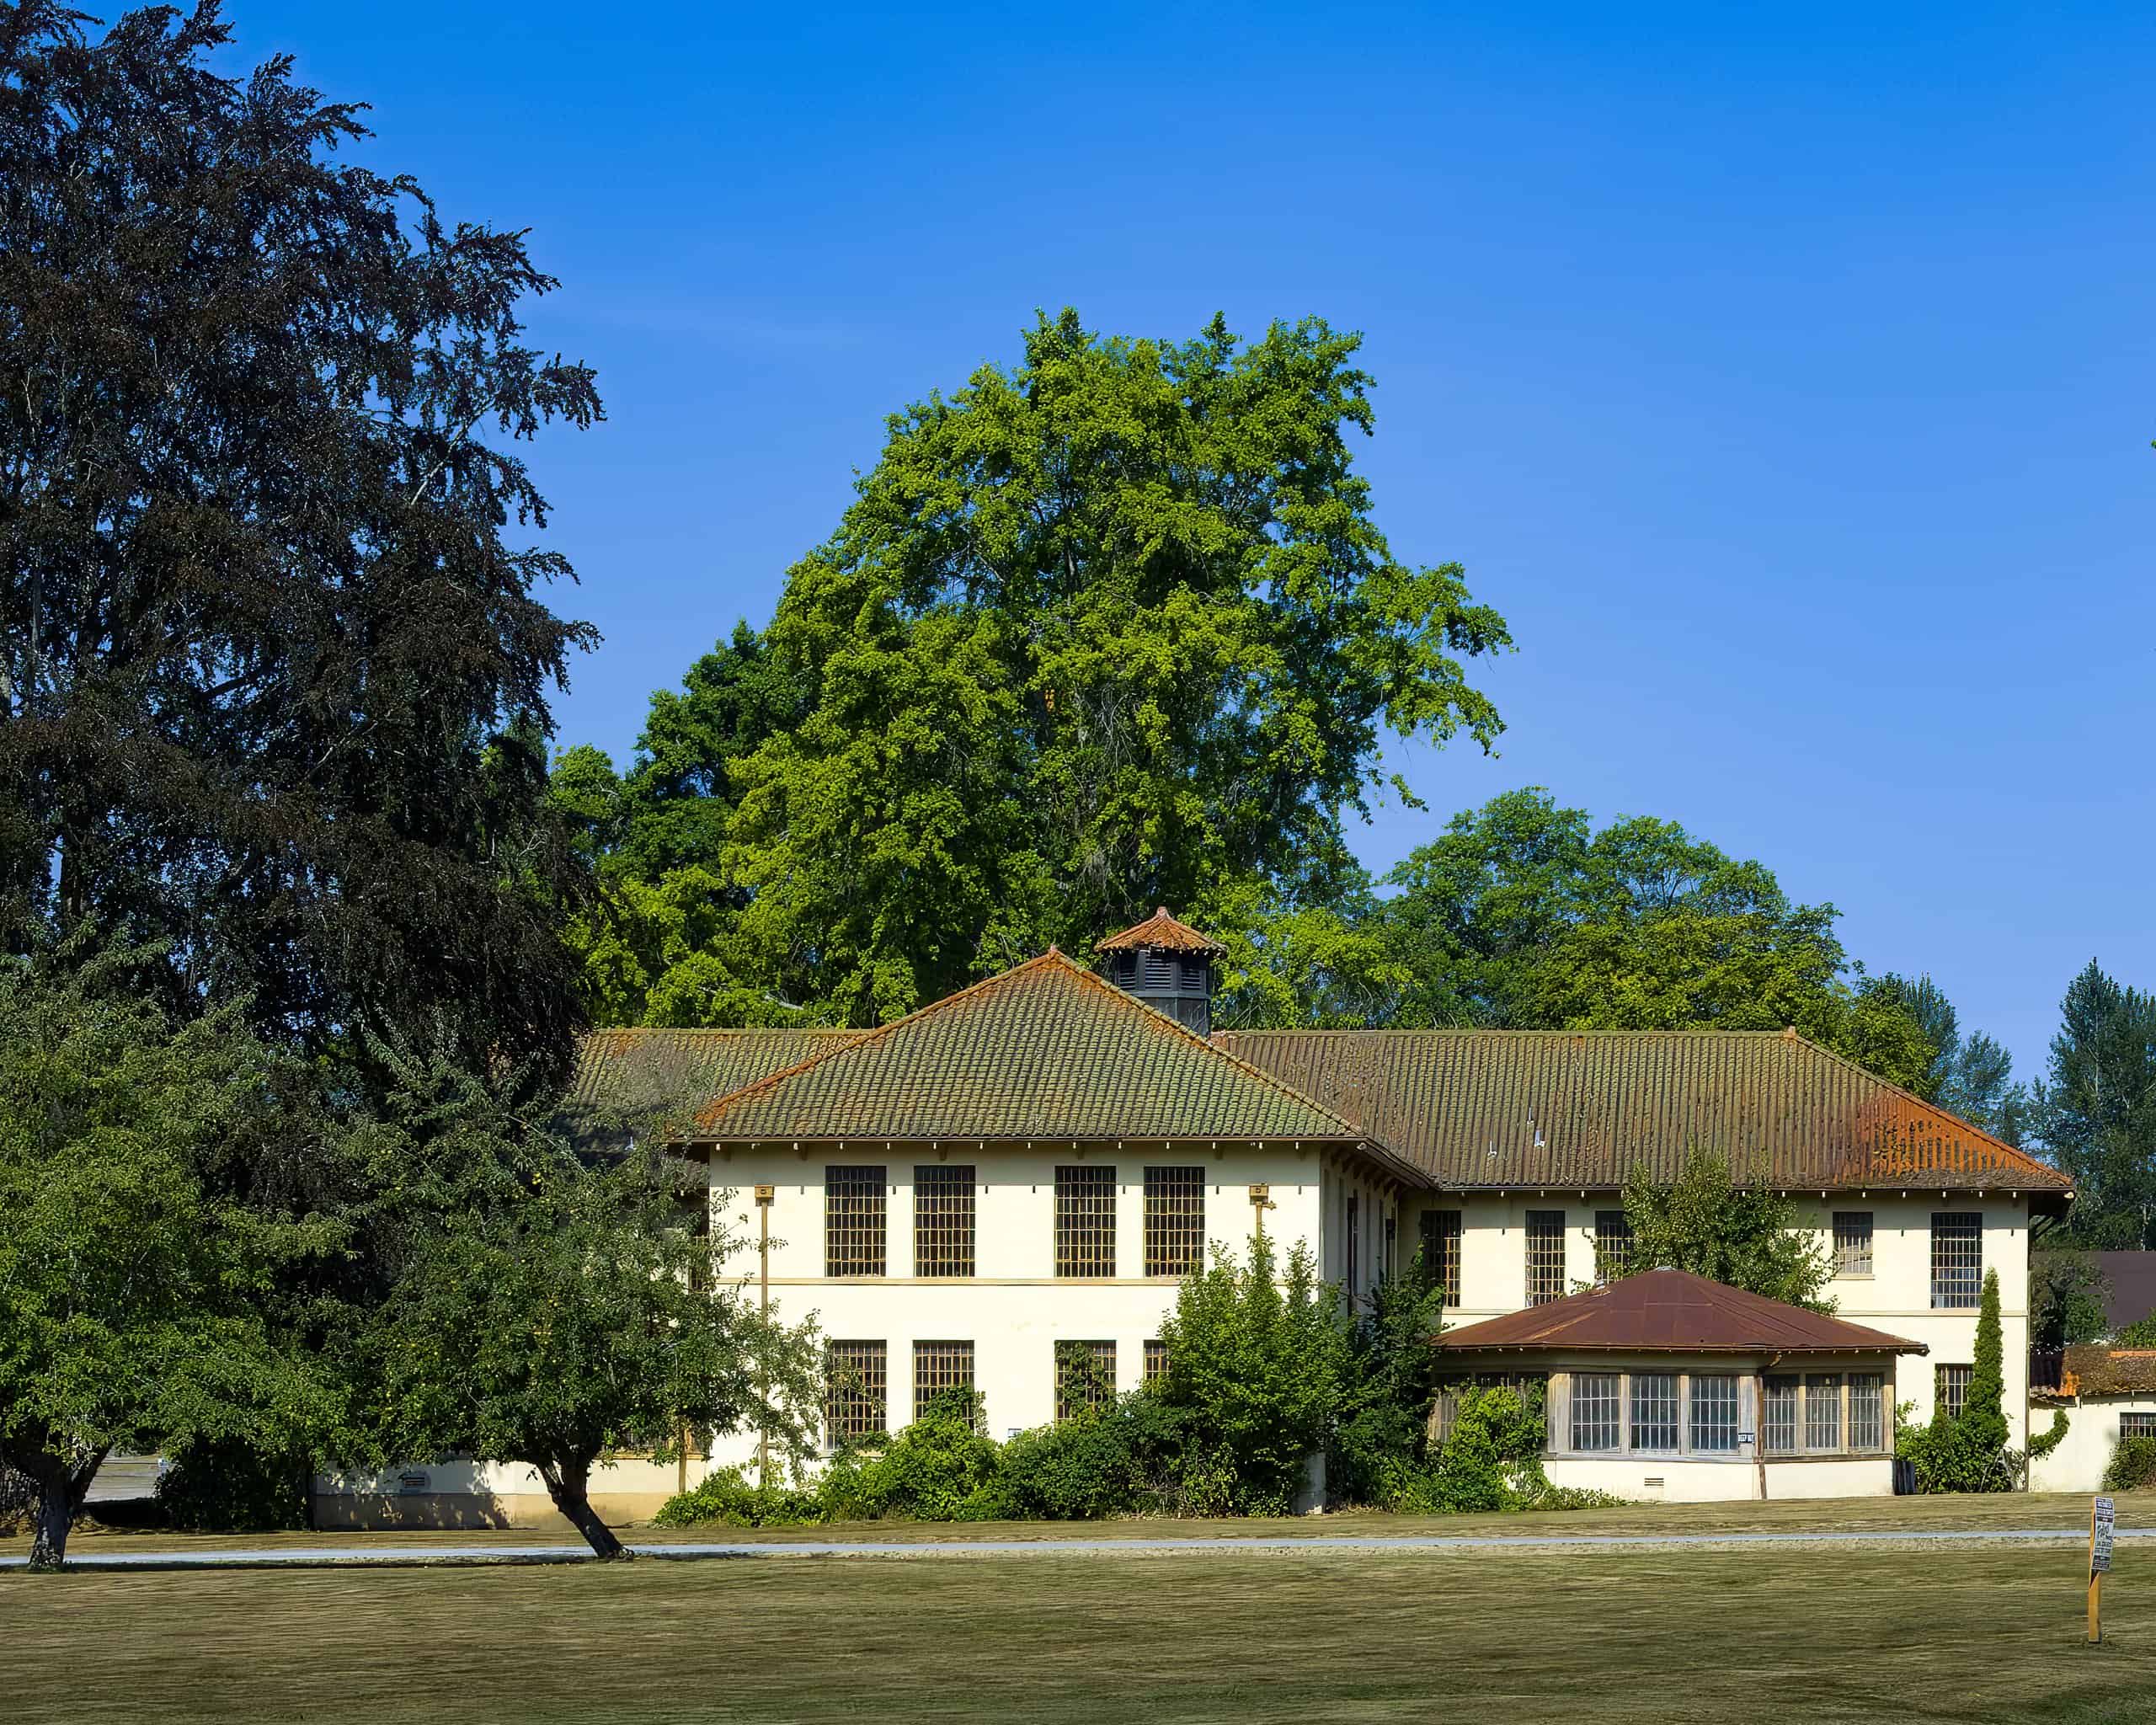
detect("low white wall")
[314,1457,694,1530]
[1548,1454,1893,1503]
[2028,1397,2156,1494]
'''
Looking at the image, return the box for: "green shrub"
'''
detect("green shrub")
[2116,1313,2156,1347]
[1330,1252,1446,1509]
[2103,1436,2156,1493]
[156,1439,308,1532]
[991,1398,1189,1521]
[652,1467,826,1529]
[2027,1408,2070,1463]
[819,1390,1001,1522]
[1423,1385,1555,1512]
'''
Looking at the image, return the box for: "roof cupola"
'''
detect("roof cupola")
[1095,907,1223,1035]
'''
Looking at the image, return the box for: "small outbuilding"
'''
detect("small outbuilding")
[2027,1346,2156,1493]
[1432,1268,1928,1503]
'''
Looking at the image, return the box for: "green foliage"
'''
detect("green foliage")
[1155,1231,1344,1514]
[2103,1436,2156,1493]
[648,1466,827,1530]
[817,1391,1002,1522]
[154,1439,307,1534]
[2026,1408,2070,1464]
[2030,1251,2114,1349]
[1371,790,1935,1087]
[1876,975,2029,1140]
[1962,1271,2009,1458]
[990,1396,1193,1521]
[0,943,340,1567]
[1329,1253,1446,1506]
[0,3,604,1083]
[2116,1312,2156,1347]
[564,310,1508,1026]
[1621,1148,1836,1311]
[1401,1386,1563,1514]
[2033,961,2156,1249]
[350,1054,823,1557]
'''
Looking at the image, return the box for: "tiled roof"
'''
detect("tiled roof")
[568,1027,859,1121]
[2060,1346,2156,1399]
[1435,1268,1926,1356]
[1214,1028,2070,1195]
[1095,908,1225,955]
[688,951,1385,1157]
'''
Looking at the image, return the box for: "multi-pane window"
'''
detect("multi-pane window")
[1345,1188,1361,1297]
[1144,1167,1205,1278]
[824,1341,887,1445]
[1572,1372,1622,1451]
[912,1340,974,1419]
[1143,1340,1169,1385]
[1936,1364,1972,1420]
[1525,1210,1567,1306]
[1054,1166,1118,1277]
[913,1165,976,1278]
[1593,1211,1635,1284]
[1804,1374,1843,1450]
[1763,1374,1801,1455]
[2121,1413,2156,1442]
[1849,1374,1885,1451]
[1630,1372,1679,1450]
[825,1166,888,1277]
[1430,1375,1547,1445]
[1055,1340,1118,1421]
[1930,1213,1983,1309]
[1420,1210,1462,1305]
[1689,1375,1740,1453]
[1833,1211,1875,1275]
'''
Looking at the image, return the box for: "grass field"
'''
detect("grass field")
[7,1521,2153,1722]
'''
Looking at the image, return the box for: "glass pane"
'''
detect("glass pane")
[1571,1373,1621,1451]
[1689,1375,1739,1452]
[1630,1372,1678,1450]
[1804,1374,1842,1450]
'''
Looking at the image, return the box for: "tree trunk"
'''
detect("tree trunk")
[537,1457,629,1560]
[20,1445,103,1573]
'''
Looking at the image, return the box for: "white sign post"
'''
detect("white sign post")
[2089,1495,2115,1643]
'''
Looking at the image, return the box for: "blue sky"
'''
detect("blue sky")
[224,2,2155,1083]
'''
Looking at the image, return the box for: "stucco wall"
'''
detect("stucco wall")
[2028,1396,2156,1494]
[1548,1454,1891,1503]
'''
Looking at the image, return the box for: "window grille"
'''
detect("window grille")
[2121,1413,2156,1442]
[1763,1374,1801,1455]
[1804,1373,1843,1450]
[913,1165,976,1278]
[825,1166,887,1277]
[1571,1372,1621,1452]
[1833,1211,1874,1275]
[1929,1213,1982,1309]
[1593,1210,1634,1284]
[824,1341,887,1445]
[1630,1372,1678,1450]
[1689,1375,1740,1452]
[1419,1210,1462,1305]
[1054,1166,1118,1277]
[1849,1374,1885,1451]
[1055,1340,1117,1421]
[1143,1167,1205,1277]
[1525,1210,1566,1306]
[1345,1188,1360,1297]
[1430,1375,1547,1445]
[1143,1339,1168,1385]
[912,1340,975,1420]
[1935,1364,1972,1420]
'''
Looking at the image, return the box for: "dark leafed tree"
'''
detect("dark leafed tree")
[1876,973,2030,1142]
[2033,961,2156,1249]
[0,2,602,1079]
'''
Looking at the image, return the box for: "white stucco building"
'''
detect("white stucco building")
[315,909,2079,1528]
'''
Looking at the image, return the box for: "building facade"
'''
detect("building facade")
[315,911,2076,1528]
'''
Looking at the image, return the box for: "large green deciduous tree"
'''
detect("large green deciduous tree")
[351,1060,822,1559]
[566,309,1509,1026]
[0,946,338,1569]
[1365,788,1935,1087]
[2032,961,2156,1248]
[1620,1148,1836,1311]
[0,2,602,1081]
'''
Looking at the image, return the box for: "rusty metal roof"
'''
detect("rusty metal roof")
[1436,1268,1927,1356]
[1214,1028,2069,1194]
[2060,1346,2156,1399]
[687,951,1398,1162]
[568,1027,859,1119]
[1095,907,1225,955]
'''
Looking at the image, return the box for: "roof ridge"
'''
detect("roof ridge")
[692,952,1075,1133]
[1215,1027,1827,1040]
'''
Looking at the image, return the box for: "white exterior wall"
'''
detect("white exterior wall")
[1408,1190,2036,1445]
[703,1139,1374,1470]
[1548,1454,1888,1503]
[2028,1396,2156,1494]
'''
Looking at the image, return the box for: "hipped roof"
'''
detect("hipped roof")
[1096,907,1225,955]
[1216,1028,2068,1195]
[2059,1345,2156,1399]
[1435,1268,1927,1356]
[686,952,1412,1173]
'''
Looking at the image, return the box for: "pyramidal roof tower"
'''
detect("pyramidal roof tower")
[1095,907,1224,1035]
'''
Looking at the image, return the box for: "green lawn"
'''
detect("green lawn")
[8,1536,2153,1722]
